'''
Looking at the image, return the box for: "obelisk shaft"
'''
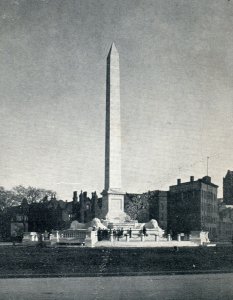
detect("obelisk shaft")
[101,43,126,222]
[105,43,122,192]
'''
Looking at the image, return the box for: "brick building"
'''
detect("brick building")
[223,170,233,205]
[168,176,218,241]
[218,203,233,243]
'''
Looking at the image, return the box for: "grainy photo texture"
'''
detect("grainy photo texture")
[0,1,233,299]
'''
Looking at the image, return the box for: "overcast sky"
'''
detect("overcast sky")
[0,0,232,200]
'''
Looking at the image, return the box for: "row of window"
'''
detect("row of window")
[219,230,233,236]
[12,215,28,222]
[201,216,218,224]
[201,203,218,213]
[219,222,233,229]
[201,190,216,202]
[160,203,165,210]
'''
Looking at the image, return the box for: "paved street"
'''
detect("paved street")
[0,273,232,300]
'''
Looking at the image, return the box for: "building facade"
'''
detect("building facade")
[168,176,218,241]
[223,170,233,205]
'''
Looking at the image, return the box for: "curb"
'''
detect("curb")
[0,269,233,279]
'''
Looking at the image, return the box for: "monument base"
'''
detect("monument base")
[101,190,127,220]
[107,220,139,230]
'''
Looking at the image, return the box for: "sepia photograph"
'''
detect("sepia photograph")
[0,0,233,299]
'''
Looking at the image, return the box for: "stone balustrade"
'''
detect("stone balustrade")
[50,229,98,247]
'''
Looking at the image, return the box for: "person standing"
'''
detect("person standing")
[142,226,147,236]
[129,228,132,238]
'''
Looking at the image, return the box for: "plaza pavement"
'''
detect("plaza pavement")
[0,273,232,300]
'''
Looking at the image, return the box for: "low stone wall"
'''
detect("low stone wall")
[105,229,211,247]
[22,229,210,248]
[189,231,210,245]
[22,229,98,247]
[50,229,98,247]
[96,240,201,248]
[22,232,40,245]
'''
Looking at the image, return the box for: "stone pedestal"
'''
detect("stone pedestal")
[85,230,98,247]
[110,233,114,243]
[189,231,210,245]
[101,190,126,223]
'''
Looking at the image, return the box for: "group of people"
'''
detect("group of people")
[97,228,133,241]
[97,228,110,241]
[112,228,132,239]
[97,226,148,241]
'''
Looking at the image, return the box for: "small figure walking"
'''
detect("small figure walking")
[142,226,147,236]
[129,228,132,238]
[113,229,116,240]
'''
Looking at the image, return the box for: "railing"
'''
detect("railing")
[50,229,98,247]
[60,230,87,239]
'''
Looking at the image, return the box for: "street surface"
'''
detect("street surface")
[0,273,232,300]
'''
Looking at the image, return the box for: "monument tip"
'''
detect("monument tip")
[108,42,118,56]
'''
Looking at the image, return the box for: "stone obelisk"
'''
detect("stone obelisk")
[101,43,126,222]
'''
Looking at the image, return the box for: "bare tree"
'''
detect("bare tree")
[0,185,56,210]
[125,193,149,222]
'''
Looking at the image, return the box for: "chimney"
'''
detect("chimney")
[73,191,78,202]
[202,176,211,184]
[190,176,194,182]
[177,179,181,185]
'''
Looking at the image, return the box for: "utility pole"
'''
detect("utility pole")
[207,156,210,176]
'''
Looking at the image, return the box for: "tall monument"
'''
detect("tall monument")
[101,43,126,222]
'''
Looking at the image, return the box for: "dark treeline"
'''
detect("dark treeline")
[0,185,56,211]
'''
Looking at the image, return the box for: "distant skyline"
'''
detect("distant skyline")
[0,0,233,199]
